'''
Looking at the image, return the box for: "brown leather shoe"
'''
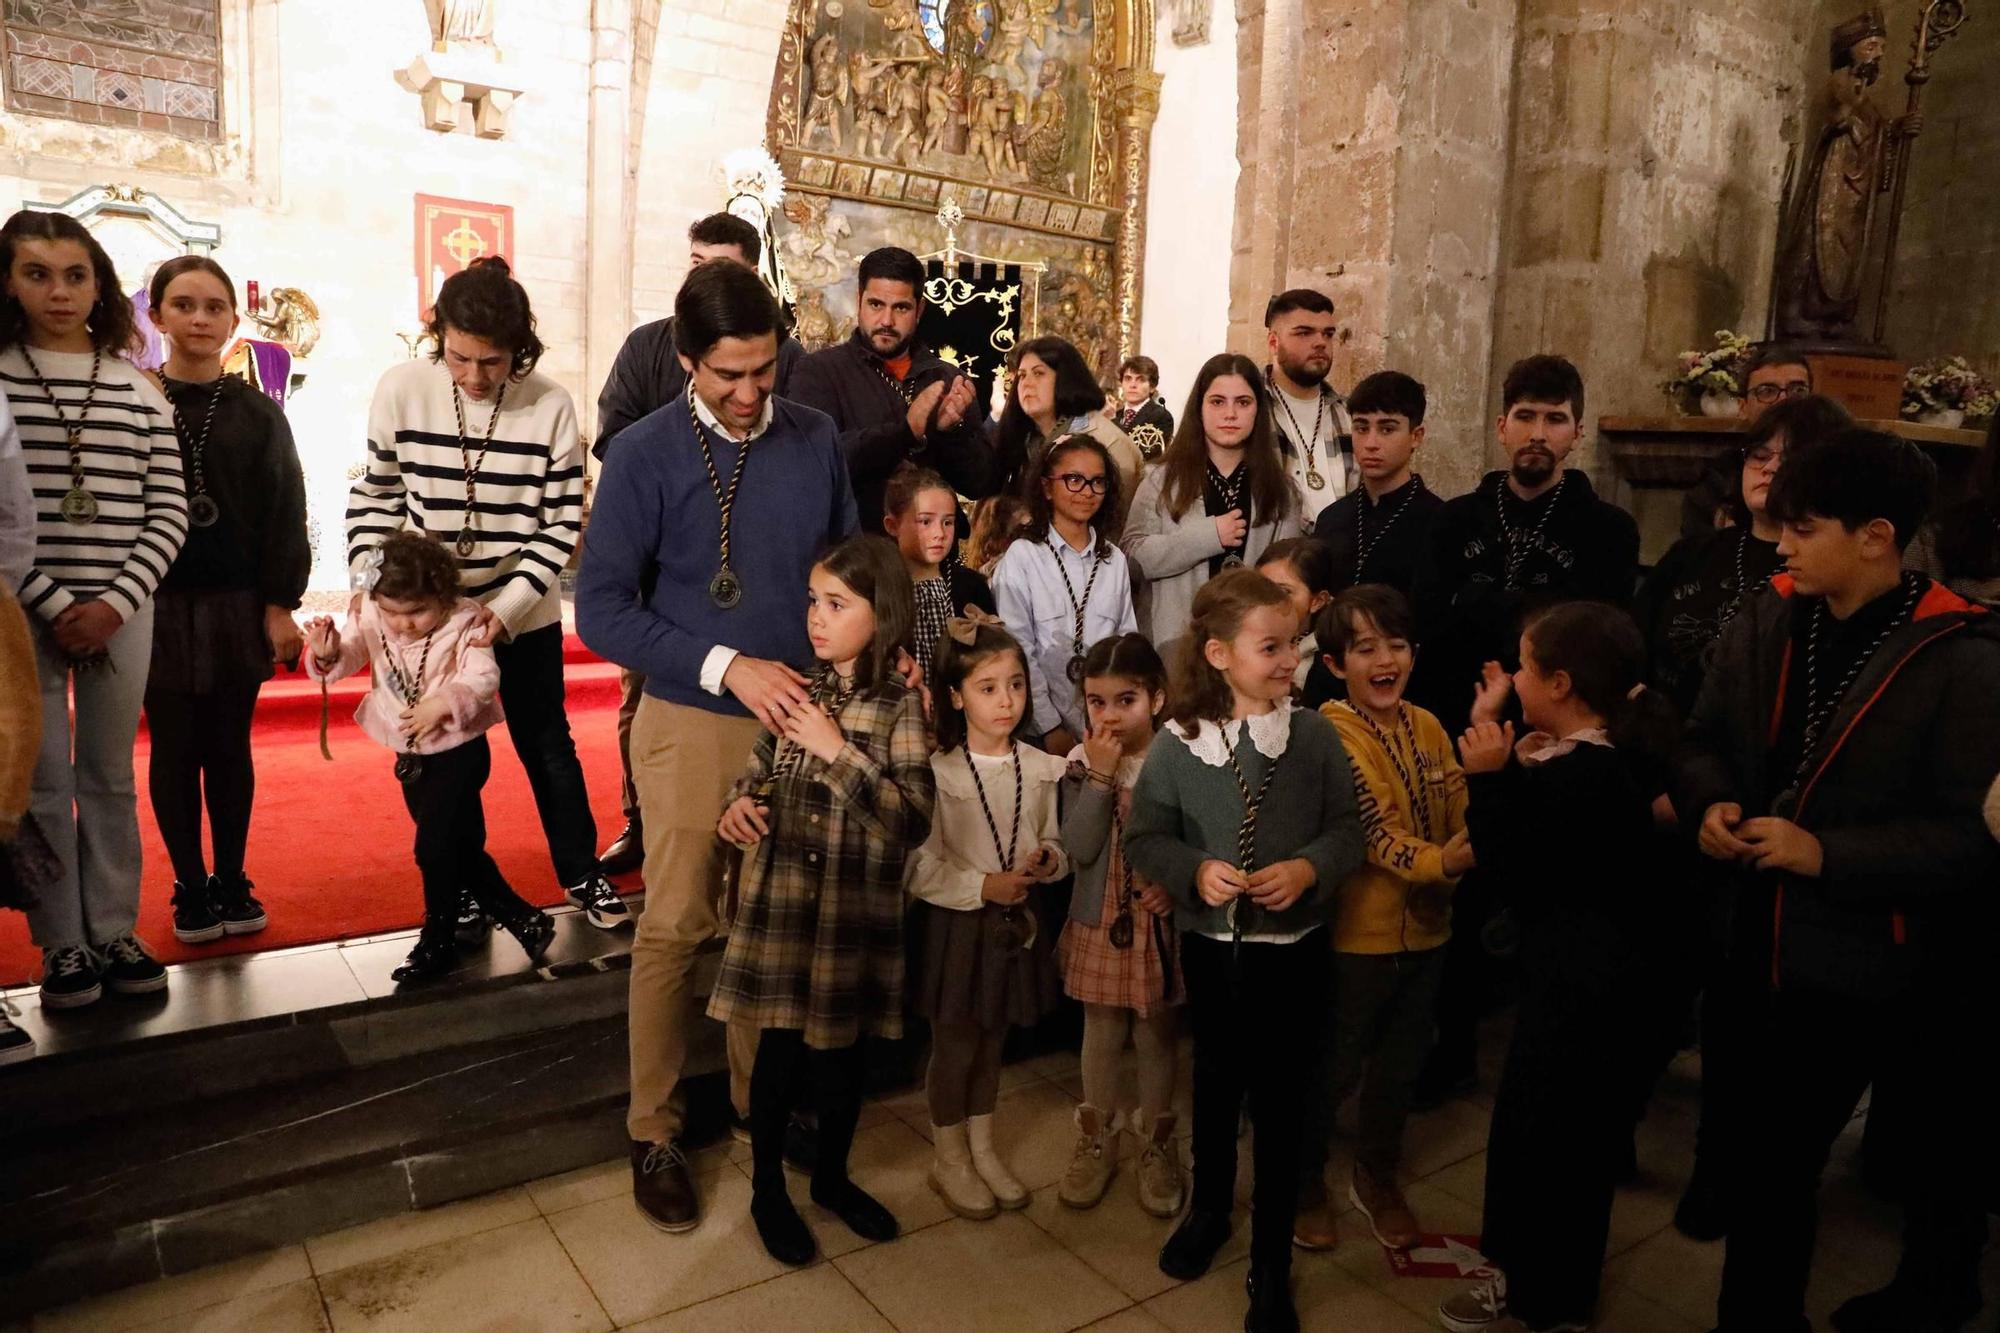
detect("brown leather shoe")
[1350,1165,1420,1249]
[600,819,644,876]
[632,1139,699,1233]
[1291,1201,1339,1251]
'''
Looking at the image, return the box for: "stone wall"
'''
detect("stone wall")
[3,0,222,140]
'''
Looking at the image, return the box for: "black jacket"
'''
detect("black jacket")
[1634,528,1783,718]
[789,331,1003,532]
[1674,577,2000,998]
[1312,474,1444,597]
[1410,469,1639,732]
[593,316,808,460]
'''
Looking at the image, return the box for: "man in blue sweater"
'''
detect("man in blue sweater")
[577,259,859,1234]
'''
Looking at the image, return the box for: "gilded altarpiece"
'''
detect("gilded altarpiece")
[767,0,1158,381]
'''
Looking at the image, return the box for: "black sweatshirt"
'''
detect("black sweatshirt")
[157,374,309,608]
[1635,528,1782,718]
[1312,473,1443,597]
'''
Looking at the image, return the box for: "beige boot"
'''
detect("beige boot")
[929,1121,999,1220]
[966,1112,1029,1209]
[1133,1109,1187,1219]
[1057,1104,1118,1209]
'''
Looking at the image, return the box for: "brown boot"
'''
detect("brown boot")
[1349,1163,1420,1249]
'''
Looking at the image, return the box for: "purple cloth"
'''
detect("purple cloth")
[128,289,165,371]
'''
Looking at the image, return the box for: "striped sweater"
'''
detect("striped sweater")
[0,346,187,623]
[347,360,585,637]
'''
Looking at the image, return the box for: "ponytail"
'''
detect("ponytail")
[1522,602,1681,780]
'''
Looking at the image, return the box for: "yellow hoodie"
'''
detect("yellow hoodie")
[1321,700,1468,954]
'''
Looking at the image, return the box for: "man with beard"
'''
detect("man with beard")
[789,246,1003,531]
[1265,289,1356,523]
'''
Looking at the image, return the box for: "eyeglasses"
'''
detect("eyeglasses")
[1050,472,1109,495]
[1747,381,1811,404]
[1742,443,1784,468]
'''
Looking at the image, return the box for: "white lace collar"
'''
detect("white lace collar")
[1165,702,1295,768]
[1518,727,1611,766]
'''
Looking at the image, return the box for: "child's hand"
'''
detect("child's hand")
[399,695,453,741]
[1442,828,1476,877]
[305,615,339,664]
[1137,883,1175,917]
[1195,858,1246,908]
[1458,720,1514,774]
[1245,858,1315,912]
[1024,844,1061,880]
[718,796,770,848]
[1081,726,1123,781]
[981,871,1033,905]
[1736,817,1824,877]
[1469,661,1513,724]
[1698,802,1755,862]
[781,699,847,763]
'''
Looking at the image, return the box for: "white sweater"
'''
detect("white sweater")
[0,346,185,623]
[347,360,585,637]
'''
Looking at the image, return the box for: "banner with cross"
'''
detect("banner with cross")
[414,194,514,322]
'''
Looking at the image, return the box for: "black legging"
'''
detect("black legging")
[750,1029,866,1194]
[144,681,262,886]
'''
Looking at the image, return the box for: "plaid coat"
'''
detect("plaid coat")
[706,678,936,1049]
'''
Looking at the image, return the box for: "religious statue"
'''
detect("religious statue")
[428,0,497,49]
[803,31,848,150]
[1016,57,1070,192]
[247,287,322,359]
[851,52,898,159]
[974,75,1024,178]
[780,192,858,289]
[920,65,956,157]
[791,286,841,351]
[1772,8,1916,346]
[1171,0,1212,47]
[886,61,925,161]
[986,0,1033,81]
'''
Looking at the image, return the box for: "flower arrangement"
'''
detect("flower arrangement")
[1901,356,1997,424]
[1661,330,1754,402]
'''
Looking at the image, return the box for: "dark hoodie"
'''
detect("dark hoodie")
[1673,575,2000,999]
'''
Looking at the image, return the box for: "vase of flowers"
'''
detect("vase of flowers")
[1663,330,1754,416]
[1901,357,1997,429]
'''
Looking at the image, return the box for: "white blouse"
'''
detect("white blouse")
[906,745,1071,912]
[991,529,1137,738]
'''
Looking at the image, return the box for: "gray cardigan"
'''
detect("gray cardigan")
[1120,465,1304,659]
[1059,759,1132,925]
[1124,707,1364,938]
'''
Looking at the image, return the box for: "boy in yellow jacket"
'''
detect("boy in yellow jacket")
[1294,584,1472,1252]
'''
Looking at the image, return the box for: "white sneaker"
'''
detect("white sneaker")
[1439,1274,1508,1333]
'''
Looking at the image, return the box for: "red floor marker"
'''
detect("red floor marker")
[1385,1234,1493,1279]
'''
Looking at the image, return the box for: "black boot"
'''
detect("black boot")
[453,889,490,948]
[391,931,459,984]
[599,818,644,876]
[750,1183,816,1266]
[811,1177,898,1242]
[502,909,556,964]
[1159,1207,1233,1280]
[1244,1263,1299,1333]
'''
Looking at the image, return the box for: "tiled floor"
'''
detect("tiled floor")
[22,1045,2000,1332]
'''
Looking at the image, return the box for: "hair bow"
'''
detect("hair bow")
[353,548,384,594]
[946,606,1004,647]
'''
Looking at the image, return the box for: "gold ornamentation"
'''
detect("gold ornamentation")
[248,287,322,359]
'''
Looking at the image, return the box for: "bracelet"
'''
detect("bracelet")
[1085,767,1118,788]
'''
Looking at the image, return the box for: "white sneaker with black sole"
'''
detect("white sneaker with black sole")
[0,996,35,1064]
[38,945,103,1009]
[566,873,631,930]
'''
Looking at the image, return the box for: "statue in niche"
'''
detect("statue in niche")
[803,31,849,150]
[1772,7,1917,345]
[920,65,956,156]
[986,0,1033,81]
[887,62,925,160]
[426,0,497,49]
[973,75,1025,178]
[872,0,933,58]
[1015,57,1070,191]
[1171,0,1211,47]
[851,52,899,159]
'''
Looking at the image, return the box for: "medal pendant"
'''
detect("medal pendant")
[394,752,424,785]
[454,529,476,559]
[709,567,743,609]
[187,493,220,528]
[1306,468,1327,491]
[1220,553,1244,570]
[1108,912,1134,949]
[60,486,98,526]
[1066,653,1087,683]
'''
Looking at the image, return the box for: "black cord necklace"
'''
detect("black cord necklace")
[1355,476,1424,584]
[1336,700,1435,840]
[379,627,438,784]
[165,375,226,528]
[1775,575,1923,813]
[966,741,1036,950]
[1492,472,1568,589]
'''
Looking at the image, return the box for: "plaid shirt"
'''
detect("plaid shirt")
[707,678,936,1048]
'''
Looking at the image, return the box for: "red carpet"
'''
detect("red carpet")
[0,633,639,988]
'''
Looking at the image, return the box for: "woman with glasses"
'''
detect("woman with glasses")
[992,434,1136,755]
[993,336,1141,535]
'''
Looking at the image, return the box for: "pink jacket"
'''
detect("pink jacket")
[306,596,502,754]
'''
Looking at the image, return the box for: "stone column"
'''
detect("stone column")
[583,0,635,461]
[1113,67,1164,364]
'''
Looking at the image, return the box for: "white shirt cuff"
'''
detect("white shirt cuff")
[700,645,740,696]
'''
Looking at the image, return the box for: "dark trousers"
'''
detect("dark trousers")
[1300,945,1445,1200]
[1691,906,1772,1177]
[143,681,261,886]
[1424,870,1495,1084]
[1184,930,1330,1270]
[1717,982,1988,1331]
[749,1028,866,1192]
[399,737,534,937]
[493,623,599,885]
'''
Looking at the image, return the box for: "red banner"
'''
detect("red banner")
[414,194,514,321]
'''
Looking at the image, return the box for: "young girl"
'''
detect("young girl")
[1122,352,1303,658]
[145,256,310,946]
[883,463,994,697]
[304,533,554,986]
[709,535,936,1267]
[1254,536,1336,706]
[1,208,186,1009]
[1438,603,1677,1333]
[908,613,1069,1219]
[992,435,1137,756]
[1056,633,1183,1216]
[1125,569,1364,1333]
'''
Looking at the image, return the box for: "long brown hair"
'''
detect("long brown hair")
[1159,352,1292,524]
[0,210,137,356]
[813,535,914,690]
[1167,569,1291,729]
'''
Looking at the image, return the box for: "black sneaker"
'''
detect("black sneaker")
[1159,1207,1233,1280]
[37,946,101,1009]
[391,935,460,985]
[504,910,556,965]
[454,891,490,948]
[565,873,631,930]
[0,1002,35,1064]
[210,874,269,935]
[171,880,225,943]
[100,935,168,996]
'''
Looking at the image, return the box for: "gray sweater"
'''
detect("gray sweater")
[1124,707,1364,938]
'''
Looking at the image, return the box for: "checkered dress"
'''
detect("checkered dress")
[913,574,954,697]
[706,679,937,1049]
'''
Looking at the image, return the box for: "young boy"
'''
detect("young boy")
[883,463,993,696]
[1294,585,1473,1252]
[1676,428,2000,1333]
[1312,371,1444,599]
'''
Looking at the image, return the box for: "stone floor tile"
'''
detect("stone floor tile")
[318,1217,609,1332]
[1143,1253,1433,1332]
[798,1116,954,1259]
[835,1212,1127,1332]
[1421,1149,1486,1209]
[1603,1228,1723,1327]
[1021,1175,1244,1303]
[306,1187,537,1276]
[1073,1306,1169,1331]
[31,1246,311,1333]
[1401,1097,1492,1179]
[115,1280,330,1333]
[1593,1281,1709,1332]
[524,1140,736,1218]
[618,1265,892,1333]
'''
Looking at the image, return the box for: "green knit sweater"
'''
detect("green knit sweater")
[1125,706,1364,938]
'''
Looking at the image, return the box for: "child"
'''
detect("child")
[1056,632,1183,1215]
[709,535,936,1267]
[1294,584,1471,1253]
[1125,569,1364,1333]
[1310,370,1441,599]
[2,208,186,1009]
[1254,536,1335,706]
[908,612,1069,1219]
[1678,429,2000,1333]
[992,434,1138,755]
[1438,602,1677,1333]
[144,255,310,945]
[305,533,554,985]
[965,492,1030,575]
[883,463,993,697]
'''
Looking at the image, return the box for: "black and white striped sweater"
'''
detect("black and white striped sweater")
[0,346,187,624]
[347,360,585,637]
